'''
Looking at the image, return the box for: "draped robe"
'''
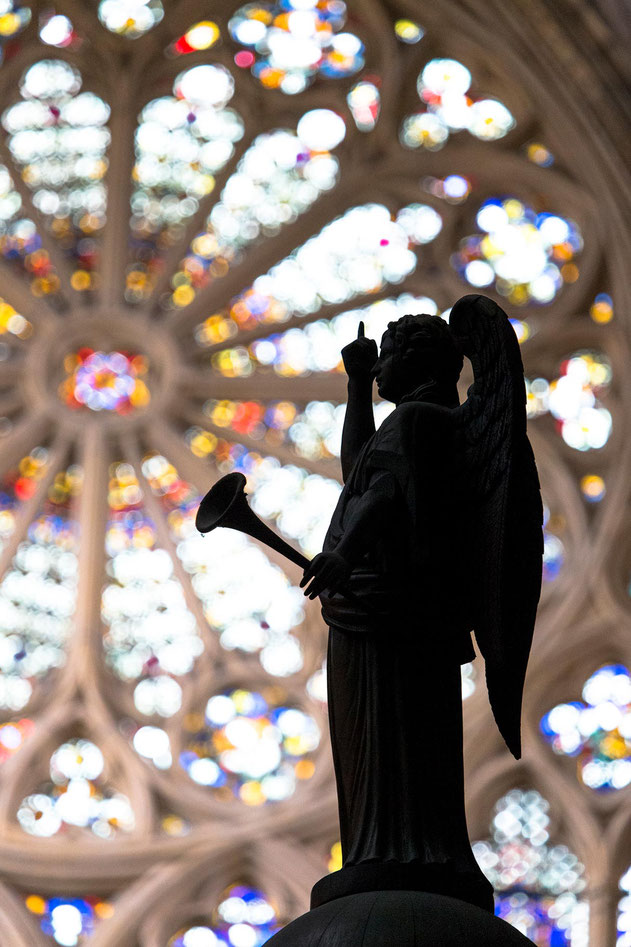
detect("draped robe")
[319,389,490,897]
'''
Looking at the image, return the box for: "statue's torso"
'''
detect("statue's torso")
[322,402,473,661]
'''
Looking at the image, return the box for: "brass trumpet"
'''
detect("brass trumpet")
[195,472,310,570]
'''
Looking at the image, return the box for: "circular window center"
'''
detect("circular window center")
[59,348,150,414]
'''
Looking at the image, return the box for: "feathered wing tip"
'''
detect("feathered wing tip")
[486,665,523,759]
[449,294,543,760]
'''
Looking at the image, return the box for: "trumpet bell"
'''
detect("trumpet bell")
[195,471,310,570]
[195,471,248,534]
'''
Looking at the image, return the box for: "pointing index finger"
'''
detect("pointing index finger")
[357,321,365,339]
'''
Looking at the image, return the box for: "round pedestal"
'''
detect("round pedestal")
[267,890,534,946]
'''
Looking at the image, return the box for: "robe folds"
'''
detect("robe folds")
[320,396,484,878]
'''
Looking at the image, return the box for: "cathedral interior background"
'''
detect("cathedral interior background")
[0,0,628,944]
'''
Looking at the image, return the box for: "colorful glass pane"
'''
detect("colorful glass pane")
[0,716,33,763]
[541,664,631,791]
[0,446,49,549]
[169,21,220,56]
[580,474,606,503]
[461,662,476,699]
[4,60,110,286]
[542,505,564,583]
[209,293,439,378]
[452,198,582,305]
[39,13,76,48]
[526,142,554,167]
[0,464,80,710]
[618,866,631,946]
[423,173,471,204]
[169,885,280,946]
[228,1,363,95]
[590,292,614,324]
[127,66,243,303]
[180,689,319,804]
[26,893,113,945]
[141,453,305,674]
[102,463,202,714]
[131,723,171,769]
[98,0,163,37]
[307,662,326,704]
[474,789,587,945]
[0,159,60,296]
[169,126,340,311]
[328,841,342,872]
[17,738,134,838]
[526,351,612,451]
[394,19,424,44]
[401,57,514,150]
[59,349,150,413]
[0,2,30,55]
[347,81,381,132]
[201,203,439,342]
[0,295,32,339]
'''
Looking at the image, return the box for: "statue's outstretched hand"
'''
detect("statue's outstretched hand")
[341,321,377,380]
[300,552,352,600]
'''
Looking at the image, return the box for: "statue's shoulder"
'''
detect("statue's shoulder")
[391,401,454,430]
[373,403,454,458]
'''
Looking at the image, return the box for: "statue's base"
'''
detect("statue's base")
[266,890,534,946]
[311,861,494,913]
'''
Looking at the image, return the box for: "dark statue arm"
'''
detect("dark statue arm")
[301,469,399,599]
[340,321,377,481]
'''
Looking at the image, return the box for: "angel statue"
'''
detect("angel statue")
[300,293,543,914]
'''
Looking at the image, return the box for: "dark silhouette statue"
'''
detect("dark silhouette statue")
[298,293,543,917]
[197,293,542,944]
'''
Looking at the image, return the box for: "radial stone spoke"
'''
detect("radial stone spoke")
[70,423,110,683]
[0,392,21,416]
[170,182,360,331]
[179,406,342,481]
[0,434,70,580]
[149,131,257,309]
[55,0,120,55]
[0,412,49,471]
[99,75,139,309]
[0,362,24,389]
[0,261,56,327]
[178,367,348,404]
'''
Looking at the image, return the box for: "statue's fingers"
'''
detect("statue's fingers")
[302,576,317,596]
[357,321,365,339]
[300,567,314,587]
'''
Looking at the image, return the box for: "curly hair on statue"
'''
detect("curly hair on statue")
[386,313,464,385]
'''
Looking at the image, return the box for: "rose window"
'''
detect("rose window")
[0,2,624,944]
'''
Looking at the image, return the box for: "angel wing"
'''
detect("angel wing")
[449,294,543,759]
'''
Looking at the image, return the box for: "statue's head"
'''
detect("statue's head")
[374,313,463,404]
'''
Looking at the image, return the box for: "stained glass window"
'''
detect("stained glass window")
[26,893,113,945]
[541,664,631,791]
[169,884,281,946]
[474,790,588,945]
[0,2,623,942]
[18,738,134,838]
